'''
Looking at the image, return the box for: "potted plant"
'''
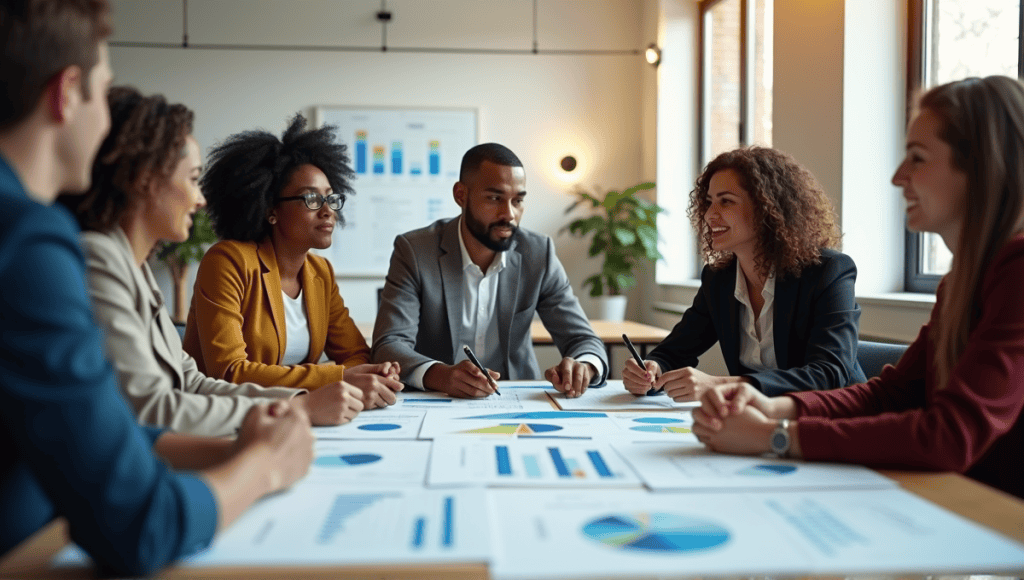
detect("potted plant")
[562,182,663,321]
[154,207,217,323]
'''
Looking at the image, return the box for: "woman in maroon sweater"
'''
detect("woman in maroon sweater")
[691,75,1024,500]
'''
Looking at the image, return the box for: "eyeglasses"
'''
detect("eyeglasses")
[277,191,345,211]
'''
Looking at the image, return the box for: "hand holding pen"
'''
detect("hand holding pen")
[622,334,660,396]
[463,345,501,396]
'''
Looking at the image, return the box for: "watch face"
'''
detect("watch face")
[770,430,789,453]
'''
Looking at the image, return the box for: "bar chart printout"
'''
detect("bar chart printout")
[183,484,490,566]
[428,437,641,487]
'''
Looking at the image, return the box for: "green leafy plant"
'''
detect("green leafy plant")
[562,182,664,297]
[154,208,217,322]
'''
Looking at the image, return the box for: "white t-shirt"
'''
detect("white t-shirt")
[281,289,311,366]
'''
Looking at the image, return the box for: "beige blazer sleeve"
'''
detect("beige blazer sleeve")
[81,229,301,437]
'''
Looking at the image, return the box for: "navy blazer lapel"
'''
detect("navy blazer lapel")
[772,273,798,368]
[718,261,742,370]
[439,220,463,358]
[496,239,521,362]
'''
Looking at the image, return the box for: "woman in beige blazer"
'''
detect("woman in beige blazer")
[59,87,363,436]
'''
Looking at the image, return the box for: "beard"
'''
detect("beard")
[465,210,517,252]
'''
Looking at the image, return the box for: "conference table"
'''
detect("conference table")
[3,465,1023,579]
[6,320,1022,578]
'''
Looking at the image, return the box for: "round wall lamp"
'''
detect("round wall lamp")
[645,43,661,66]
[560,155,578,172]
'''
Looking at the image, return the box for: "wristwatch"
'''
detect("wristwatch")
[769,419,791,457]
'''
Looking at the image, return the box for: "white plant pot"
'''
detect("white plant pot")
[596,295,628,322]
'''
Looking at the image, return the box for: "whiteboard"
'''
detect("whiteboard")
[313,106,477,276]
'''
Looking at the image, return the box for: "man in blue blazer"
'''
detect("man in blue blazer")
[372,143,608,398]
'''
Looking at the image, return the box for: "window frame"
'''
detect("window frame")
[904,0,1024,293]
[697,0,750,169]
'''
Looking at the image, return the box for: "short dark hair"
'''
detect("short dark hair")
[57,86,194,231]
[459,142,523,182]
[201,113,354,242]
[0,0,112,129]
[688,146,840,279]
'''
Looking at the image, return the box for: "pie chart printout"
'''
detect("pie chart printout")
[315,454,384,467]
[582,512,731,553]
[737,464,798,476]
[630,416,691,434]
[357,423,403,432]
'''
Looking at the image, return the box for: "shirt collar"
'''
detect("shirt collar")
[734,265,776,305]
[457,216,506,275]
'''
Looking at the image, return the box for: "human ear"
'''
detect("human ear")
[48,66,83,124]
[453,181,467,208]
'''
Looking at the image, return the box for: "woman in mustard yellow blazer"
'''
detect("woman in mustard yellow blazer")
[184,114,402,409]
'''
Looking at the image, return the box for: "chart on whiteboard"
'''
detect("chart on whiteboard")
[314,107,477,275]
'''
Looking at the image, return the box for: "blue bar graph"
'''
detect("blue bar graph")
[318,493,389,544]
[496,445,512,475]
[548,447,570,477]
[429,140,440,175]
[391,140,403,174]
[442,496,454,547]
[373,145,385,174]
[588,450,613,477]
[355,130,367,174]
[411,516,426,549]
[523,454,542,478]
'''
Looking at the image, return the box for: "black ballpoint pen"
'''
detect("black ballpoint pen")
[463,345,501,396]
[622,333,658,396]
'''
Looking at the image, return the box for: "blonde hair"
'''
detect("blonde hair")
[918,76,1024,389]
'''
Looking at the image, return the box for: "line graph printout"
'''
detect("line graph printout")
[486,487,1024,580]
[614,443,897,491]
[554,380,699,412]
[54,485,490,569]
[607,412,700,443]
[310,440,430,486]
[313,409,426,440]
[428,437,640,487]
[396,386,554,411]
[418,409,620,439]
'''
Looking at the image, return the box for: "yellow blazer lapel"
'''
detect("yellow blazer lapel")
[257,238,287,363]
[302,254,327,363]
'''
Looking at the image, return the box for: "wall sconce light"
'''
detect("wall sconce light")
[645,43,661,66]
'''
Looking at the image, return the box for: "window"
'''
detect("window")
[700,0,772,167]
[655,0,772,284]
[905,0,1023,292]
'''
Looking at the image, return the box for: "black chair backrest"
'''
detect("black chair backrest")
[857,340,908,379]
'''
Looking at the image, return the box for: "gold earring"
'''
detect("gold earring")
[269,216,277,225]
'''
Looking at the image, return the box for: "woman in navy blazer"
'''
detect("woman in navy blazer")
[624,147,865,399]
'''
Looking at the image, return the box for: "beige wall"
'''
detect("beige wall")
[109,0,648,324]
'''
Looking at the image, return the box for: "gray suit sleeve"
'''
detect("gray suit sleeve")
[371,234,436,385]
[535,237,609,384]
[82,233,296,437]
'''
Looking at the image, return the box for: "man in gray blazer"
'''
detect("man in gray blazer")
[372,143,608,398]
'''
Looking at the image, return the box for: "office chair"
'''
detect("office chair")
[174,321,186,341]
[857,340,908,379]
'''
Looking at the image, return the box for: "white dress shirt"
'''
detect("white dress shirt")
[734,267,778,372]
[408,217,605,388]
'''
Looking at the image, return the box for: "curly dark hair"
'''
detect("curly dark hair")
[202,113,354,242]
[688,146,840,279]
[58,85,194,231]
